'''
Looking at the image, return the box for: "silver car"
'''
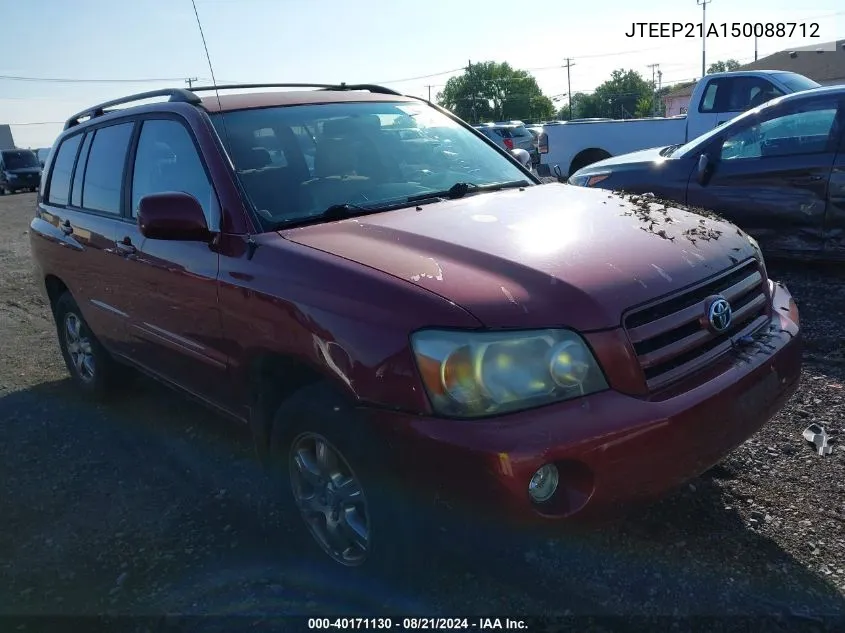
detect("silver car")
[474,122,539,165]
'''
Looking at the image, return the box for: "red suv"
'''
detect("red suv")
[30,83,802,574]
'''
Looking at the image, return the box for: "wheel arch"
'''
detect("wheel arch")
[246,350,354,461]
[569,147,612,177]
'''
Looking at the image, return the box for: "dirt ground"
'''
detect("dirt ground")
[2,191,845,630]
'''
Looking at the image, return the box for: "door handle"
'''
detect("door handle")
[60,220,73,235]
[116,238,136,255]
[788,175,823,185]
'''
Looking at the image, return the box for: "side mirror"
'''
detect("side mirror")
[509,148,531,169]
[696,153,713,186]
[137,192,211,241]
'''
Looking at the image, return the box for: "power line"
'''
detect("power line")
[0,74,201,84]
[6,121,65,126]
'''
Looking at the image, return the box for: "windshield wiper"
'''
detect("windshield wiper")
[273,197,441,229]
[407,179,529,203]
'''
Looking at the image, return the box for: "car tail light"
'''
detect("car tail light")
[540,133,549,154]
[503,138,514,150]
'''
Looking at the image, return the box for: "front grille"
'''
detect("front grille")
[623,259,770,390]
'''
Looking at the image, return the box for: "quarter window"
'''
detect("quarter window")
[82,122,134,214]
[46,134,82,206]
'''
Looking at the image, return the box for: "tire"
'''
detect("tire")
[268,382,421,585]
[53,292,133,399]
[569,149,612,177]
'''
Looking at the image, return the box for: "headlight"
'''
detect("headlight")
[568,172,610,187]
[6,173,18,180]
[411,329,608,418]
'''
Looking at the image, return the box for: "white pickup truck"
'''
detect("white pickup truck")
[541,70,821,178]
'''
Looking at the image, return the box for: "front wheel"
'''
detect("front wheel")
[269,382,419,580]
[53,292,133,398]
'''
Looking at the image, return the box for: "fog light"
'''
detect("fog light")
[528,464,559,503]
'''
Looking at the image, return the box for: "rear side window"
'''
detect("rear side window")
[131,119,215,225]
[70,133,93,207]
[509,126,531,138]
[47,134,83,205]
[82,122,134,214]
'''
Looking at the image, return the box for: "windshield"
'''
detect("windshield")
[211,101,528,229]
[776,72,821,93]
[2,150,39,170]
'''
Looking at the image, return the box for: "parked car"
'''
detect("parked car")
[569,85,845,261]
[474,122,540,165]
[35,147,52,168]
[0,148,41,194]
[30,83,802,576]
[543,70,821,178]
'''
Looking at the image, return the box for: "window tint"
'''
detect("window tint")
[47,134,82,206]
[82,123,133,214]
[71,133,93,207]
[721,106,838,160]
[131,119,215,225]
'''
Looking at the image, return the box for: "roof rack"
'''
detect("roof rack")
[62,83,406,131]
[187,82,403,96]
[64,88,201,130]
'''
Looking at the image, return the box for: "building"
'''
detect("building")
[661,39,845,116]
[0,125,14,150]
[663,82,696,116]
[738,39,845,86]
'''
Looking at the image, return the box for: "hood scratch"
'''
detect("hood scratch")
[500,286,529,313]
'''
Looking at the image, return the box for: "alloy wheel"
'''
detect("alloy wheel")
[289,432,371,566]
[64,312,96,383]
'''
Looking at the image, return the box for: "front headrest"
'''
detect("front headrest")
[231,145,271,170]
[321,115,381,139]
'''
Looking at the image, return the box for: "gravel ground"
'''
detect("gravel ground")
[1,192,844,631]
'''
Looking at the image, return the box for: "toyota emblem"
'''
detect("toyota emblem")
[706,296,732,333]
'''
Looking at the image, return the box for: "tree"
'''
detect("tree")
[590,69,654,119]
[707,59,741,74]
[437,61,555,124]
[556,92,599,120]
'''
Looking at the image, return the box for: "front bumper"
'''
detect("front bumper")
[372,281,801,526]
[3,179,40,192]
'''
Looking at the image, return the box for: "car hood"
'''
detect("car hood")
[582,146,672,170]
[281,183,758,330]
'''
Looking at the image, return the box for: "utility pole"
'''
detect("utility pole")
[754,36,758,61]
[185,77,198,88]
[657,69,663,114]
[467,59,477,123]
[425,85,433,101]
[647,63,660,116]
[697,0,712,77]
[563,58,575,119]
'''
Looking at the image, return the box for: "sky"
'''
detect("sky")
[2,0,843,148]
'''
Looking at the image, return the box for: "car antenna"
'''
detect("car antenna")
[190,0,258,257]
